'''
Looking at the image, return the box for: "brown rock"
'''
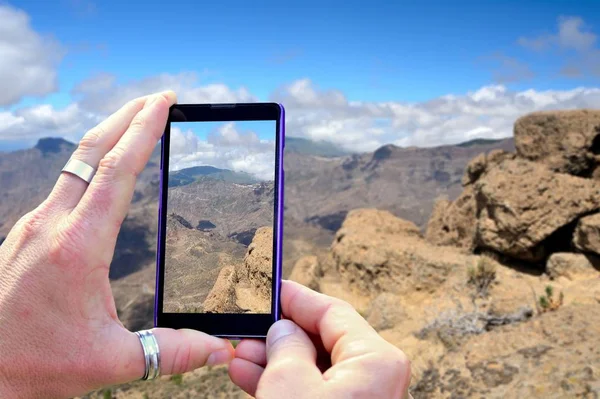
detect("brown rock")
[365,293,406,331]
[203,266,241,313]
[462,153,487,186]
[425,186,478,251]
[289,255,321,291]
[203,227,273,314]
[546,253,600,280]
[475,158,600,261]
[573,213,600,255]
[333,209,475,297]
[242,226,273,303]
[514,110,600,176]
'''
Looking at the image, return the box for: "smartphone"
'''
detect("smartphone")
[155,103,284,338]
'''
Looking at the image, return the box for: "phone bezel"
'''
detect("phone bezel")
[155,102,284,338]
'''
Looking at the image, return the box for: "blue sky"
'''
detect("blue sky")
[1,0,599,152]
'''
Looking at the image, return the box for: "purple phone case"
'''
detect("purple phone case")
[153,103,285,338]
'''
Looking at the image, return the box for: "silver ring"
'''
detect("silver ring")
[61,158,96,184]
[135,329,161,380]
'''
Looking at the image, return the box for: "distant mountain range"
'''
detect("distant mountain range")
[0,133,514,329]
[169,165,260,186]
[285,136,351,157]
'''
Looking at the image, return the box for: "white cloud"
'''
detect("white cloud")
[0,103,100,141]
[0,5,65,107]
[2,73,600,157]
[169,124,275,181]
[518,16,600,77]
[273,79,600,150]
[72,72,256,115]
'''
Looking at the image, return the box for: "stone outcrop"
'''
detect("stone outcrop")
[573,213,600,255]
[475,158,600,261]
[289,255,321,291]
[546,253,600,280]
[425,187,478,251]
[203,227,273,314]
[514,110,600,176]
[331,209,476,297]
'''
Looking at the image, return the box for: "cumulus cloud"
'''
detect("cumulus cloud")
[273,79,600,151]
[0,103,101,141]
[0,5,65,106]
[518,16,600,77]
[169,124,275,181]
[72,72,256,115]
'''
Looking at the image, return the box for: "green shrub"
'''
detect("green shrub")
[170,373,183,385]
[467,257,496,298]
[538,285,563,313]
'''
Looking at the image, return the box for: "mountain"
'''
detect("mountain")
[167,177,274,245]
[283,137,515,232]
[285,136,351,157]
[169,165,260,187]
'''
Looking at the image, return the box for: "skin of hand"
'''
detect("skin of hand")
[0,92,235,399]
[229,280,413,399]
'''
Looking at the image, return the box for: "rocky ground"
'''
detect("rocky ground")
[291,109,600,398]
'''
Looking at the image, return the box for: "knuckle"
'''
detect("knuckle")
[263,361,294,385]
[98,146,140,179]
[129,113,148,132]
[14,209,46,241]
[170,339,193,375]
[78,126,104,152]
[48,219,87,266]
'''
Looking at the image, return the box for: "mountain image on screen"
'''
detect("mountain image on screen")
[162,120,276,314]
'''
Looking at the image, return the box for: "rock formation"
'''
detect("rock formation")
[288,109,600,399]
[427,110,600,266]
[203,227,273,314]
[514,109,600,176]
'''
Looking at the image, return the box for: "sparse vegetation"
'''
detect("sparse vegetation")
[467,257,497,298]
[417,304,533,350]
[102,389,112,399]
[538,285,564,313]
[170,374,183,385]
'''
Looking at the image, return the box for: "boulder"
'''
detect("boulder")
[462,153,487,186]
[425,186,478,251]
[332,209,475,297]
[242,226,273,304]
[364,292,406,331]
[514,110,600,176]
[203,227,273,313]
[289,255,321,291]
[475,158,600,261]
[573,213,600,255]
[203,266,241,313]
[546,253,600,280]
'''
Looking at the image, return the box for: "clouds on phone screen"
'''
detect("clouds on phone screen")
[169,121,275,181]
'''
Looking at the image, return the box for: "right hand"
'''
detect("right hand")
[229,280,412,398]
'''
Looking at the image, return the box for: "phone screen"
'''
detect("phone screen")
[162,120,276,315]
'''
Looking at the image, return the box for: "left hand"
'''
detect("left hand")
[0,91,234,399]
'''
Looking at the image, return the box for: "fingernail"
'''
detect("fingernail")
[267,319,297,347]
[206,349,232,366]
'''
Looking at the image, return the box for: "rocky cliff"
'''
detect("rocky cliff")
[290,110,600,398]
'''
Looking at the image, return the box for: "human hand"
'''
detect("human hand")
[229,280,412,399]
[0,92,234,399]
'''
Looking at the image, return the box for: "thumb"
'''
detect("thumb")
[262,320,322,389]
[113,327,234,383]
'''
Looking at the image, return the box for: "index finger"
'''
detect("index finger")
[73,91,176,231]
